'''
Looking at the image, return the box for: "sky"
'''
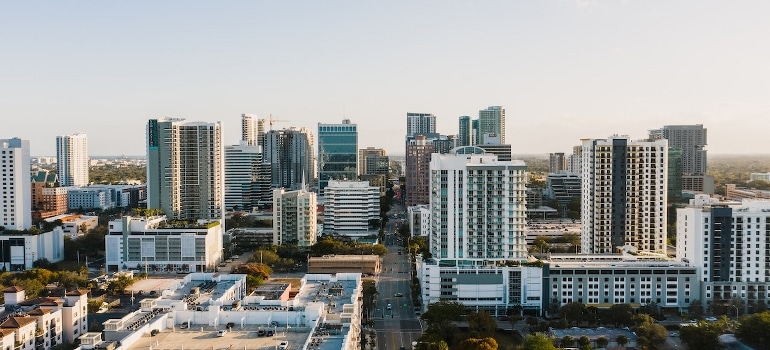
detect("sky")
[1,1,769,156]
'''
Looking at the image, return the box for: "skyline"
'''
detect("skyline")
[2,1,769,156]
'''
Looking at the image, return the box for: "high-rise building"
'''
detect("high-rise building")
[225,141,266,211]
[405,135,433,207]
[147,118,224,222]
[458,116,472,147]
[549,152,566,173]
[0,138,31,230]
[241,114,266,147]
[318,119,358,195]
[358,147,389,176]
[677,195,770,305]
[56,133,89,187]
[322,180,380,235]
[429,146,528,260]
[273,188,317,247]
[264,127,315,190]
[478,106,505,144]
[406,113,436,137]
[472,119,480,146]
[650,124,710,193]
[580,135,668,254]
[567,145,583,174]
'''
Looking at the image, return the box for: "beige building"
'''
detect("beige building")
[308,255,381,275]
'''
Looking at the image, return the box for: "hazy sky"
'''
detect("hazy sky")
[2,1,769,156]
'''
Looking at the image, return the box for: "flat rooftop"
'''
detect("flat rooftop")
[128,325,308,350]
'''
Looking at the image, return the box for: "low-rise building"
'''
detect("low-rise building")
[407,205,430,237]
[44,214,98,238]
[322,180,380,236]
[308,255,380,275]
[0,228,65,270]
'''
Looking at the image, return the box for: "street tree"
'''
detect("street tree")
[560,302,586,326]
[615,335,628,349]
[595,336,609,349]
[455,337,497,350]
[679,321,723,350]
[633,314,667,349]
[522,334,557,350]
[467,311,496,338]
[606,304,634,327]
[688,299,704,319]
[735,311,770,349]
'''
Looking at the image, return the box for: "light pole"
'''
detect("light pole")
[732,305,739,320]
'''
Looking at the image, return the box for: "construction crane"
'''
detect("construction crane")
[268,114,290,131]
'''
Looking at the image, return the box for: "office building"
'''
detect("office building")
[318,119,358,195]
[549,153,565,173]
[406,112,436,137]
[650,124,711,193]
[241,114,266,148]
[458,116,472,147]
[478,106,505,144]
[405,135,433,206]
[67,187,115,211]
[0,138,31,230]
[56,133,89,187]
[581,135,668,254]
[322,180,379,235]
[264,127,315,190]
[429,146,528,260]
[724,184,770,201]
[224,141,266,211]
[105,215,223,273]
[358,147,389,176]
[477,143,512,161]
[677,195,770,308]
[544,172,581,205]
[273,188,317,247]
[147,118,224,222]
[0,228,65,270]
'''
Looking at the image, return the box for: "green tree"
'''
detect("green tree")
[615,335,628,349]
[633,314,667,349]
[577,335,592,350]
[735,311,770,349]
[560,302,586,326]
[688,299,704,319]
[467,311,496,338]
[522,334,557,350]
[560,335,574,348]
[595,336,609,349]
[606,304,634,328]
[679,321,723,350]
[455,337,497,350]
[421,301,465,326]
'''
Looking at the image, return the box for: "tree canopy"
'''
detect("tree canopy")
[736,311,770,349]
[522,334,557,350]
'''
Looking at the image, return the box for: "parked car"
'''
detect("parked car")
[278,341,289,350]
[217,329,228,337]
[179,321,189,329]
[705,316,718,322]
[394,292,403,297]
[151,329,159,336]
[387,303,392,310]
[266,330,275,337]
[257,329,266,337]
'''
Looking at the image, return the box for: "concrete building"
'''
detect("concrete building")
[273,188,317,247]
[405,135,433,206]
[0,228,65,270]
[567,145,582,174]
[147,118,224,222]
[317,119,358,195]
[308,255,380,275]
[66,187,115,211]
[358,147,389,177]
[650,124,711,194]
[0,138,31,231]
[724,184,770,201]
[44,214,98,238]
[224,141,268,211]
[80,273,363,350]
[227,227,275,248]
[478,106,505,144]
[477,143,512,162]
[581,135,668,254]
[750,172,770,182]
[677,195,770,308]
[407,205,430,237]
[105,215,223,273]
[241,113,266,148]
[322,180,379,235]
[37,187,68,219]
[264,127,315,190]
[544,172,581,205]
[549,153,565,173]
[429,146,528,261]
[55,133,89,187]
[406,112,436,138]
[31,170,61,219]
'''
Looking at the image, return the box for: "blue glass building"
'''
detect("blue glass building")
[317,119,358,195]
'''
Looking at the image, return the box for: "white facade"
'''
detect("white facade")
[56,133,89,187]
[677,195,770,306]
[478,106,505,144]
[66,187,114,210]
[407,205,430,237]
[105,215,223,273]
[750,172,770,182]
[429,147,528,261]
[0,138,31,230]
[224,141,263,211]
[581,136,668,254]
[322,180,379,235]
[0,229,65,270]
[273,188,317,247]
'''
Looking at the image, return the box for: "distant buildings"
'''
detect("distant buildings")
[406,112,436,137]
[318,119,358,195]
[405,135,433,206]
[724,184,770,201]
[750,172,770,182]
[105,215,223,273]
[457,115,472,147]
[478,106,505,144]
[650,124,712,194]
[273,188,317,247]
[146,118,224,222]
[55,133,89,187]
[0,138,31,230]
[544,172,581,205]
[549,152,565,173]
[322,180,379,235]
[581,135,668,254]
[358,147,389,177]
[263,127,315,190]
[240,113,266,148]
[224,141,267,211]
[407,204,430,237]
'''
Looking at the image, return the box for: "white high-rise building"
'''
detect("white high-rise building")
[56,133,89,187]
[0,138,31,230]
[581,135,668,254]
[478,106,505,144]
[241,114,266,147]
[322,180,379,235]
[677,195,770,306]
[406,113,436,138]
[147,118,224,222]
[429,146,528,261]
[273,188,317,247]
[224,141,265,211]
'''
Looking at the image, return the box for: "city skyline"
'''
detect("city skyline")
[2,1,770,156]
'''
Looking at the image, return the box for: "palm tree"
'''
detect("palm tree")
[616,334,628,349]
[561,335,574,348]
[596,336,609,349]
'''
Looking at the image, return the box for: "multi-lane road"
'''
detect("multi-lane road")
[372,231,423,350]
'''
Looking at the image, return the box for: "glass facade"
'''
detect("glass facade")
[318,120,358,194]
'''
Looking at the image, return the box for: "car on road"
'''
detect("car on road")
[278,341,289,350]
[394,292,403,297]
[705,316,718,322]
[387,303,392,310]
[179,321,189,329]
[266,330,274,336]
[257,329,266,337]
[217,329,228,337]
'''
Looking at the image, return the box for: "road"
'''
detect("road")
[373,232,423,350]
